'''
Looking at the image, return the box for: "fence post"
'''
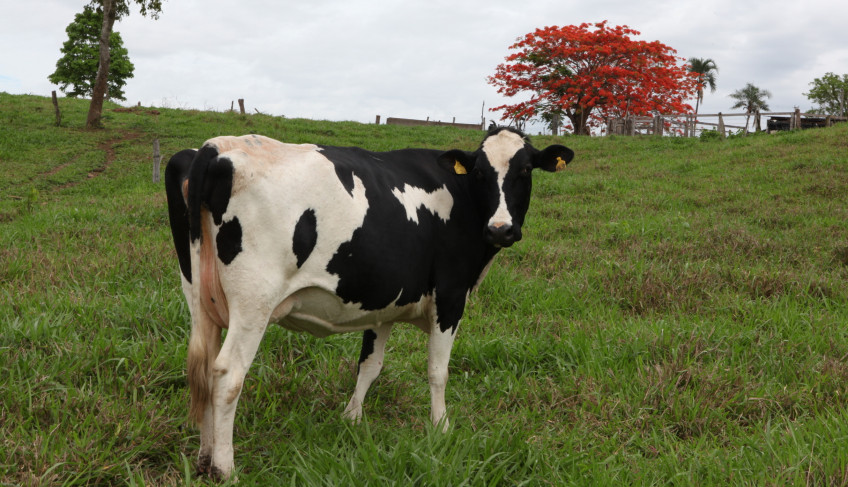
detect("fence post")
[238,99,245,115]
[793,108,801,130]
[51,91,61,127]
[375,115,381,125]
[718,112,726,138]
[152,138,161,183]
[826,115,832,127]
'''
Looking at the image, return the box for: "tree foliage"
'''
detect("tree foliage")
[488,21,698,135]
[805,72,848,117]
[85,0,164,129]
[688,57,718,116]
[729,83,771,132]
[49,6,134,101]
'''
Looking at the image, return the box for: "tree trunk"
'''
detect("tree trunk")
[567,106,590,135]
[694,89,702,118]
[86,0,117,129]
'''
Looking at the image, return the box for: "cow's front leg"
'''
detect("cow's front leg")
[344,324,393,422]
[428,319,458,432]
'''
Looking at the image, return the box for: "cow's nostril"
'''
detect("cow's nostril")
[486,223,517,247]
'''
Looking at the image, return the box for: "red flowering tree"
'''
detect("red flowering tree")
[488,21,699,135]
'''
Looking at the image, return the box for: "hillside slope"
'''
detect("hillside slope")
[2,93,848,485]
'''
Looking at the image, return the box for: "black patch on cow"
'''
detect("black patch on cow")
[357,330,378,370]
[292,209,318,268]
[334,166,356,196]
[205,156,235,226]
[187,146,235,242]
[319,145,495,317]
[216,217,243,265]
[165,149,197,282]
[320,146,393,197]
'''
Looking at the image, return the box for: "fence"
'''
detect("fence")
[607,108,847,137]
[381,116,484,131]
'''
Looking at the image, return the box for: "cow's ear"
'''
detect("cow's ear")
[438,149,476,175]
[533,145,574,172]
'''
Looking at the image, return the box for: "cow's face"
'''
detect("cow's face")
[439,128,574,248]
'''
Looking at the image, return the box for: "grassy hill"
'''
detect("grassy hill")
[2,92,848,485]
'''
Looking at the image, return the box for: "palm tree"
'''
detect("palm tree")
[729,83,772,133]
[688,58,718,116]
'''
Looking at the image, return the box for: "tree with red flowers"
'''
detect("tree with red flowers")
[488,22,699,135]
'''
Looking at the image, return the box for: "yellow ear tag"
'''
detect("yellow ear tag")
[555,157,568,172]
[453,160,467,175]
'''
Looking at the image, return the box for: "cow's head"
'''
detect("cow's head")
[439,127,574,248]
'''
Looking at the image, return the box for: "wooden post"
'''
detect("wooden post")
[51,91,61,127]
[826,115,832,127]
[753,110,761,132]
[152,138,161,183]
[238,99,245,115]
[718,112,726,138]
[230,101,234,112]
[375,115,381,125]
[654,116,663,137]
[793,107,801,130]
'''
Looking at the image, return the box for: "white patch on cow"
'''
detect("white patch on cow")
[391,184,453,224]
[275,287,432,337]
[482,131,526,227]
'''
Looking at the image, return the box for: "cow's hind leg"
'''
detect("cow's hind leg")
[344,324,393,422]
[193,313,221,475]
[208,306,269,479]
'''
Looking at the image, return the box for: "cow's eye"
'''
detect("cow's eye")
[519,166,531,177]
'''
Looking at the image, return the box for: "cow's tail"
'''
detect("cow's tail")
[167,144,231,425]
[186,294,216,425]
[186,208,229,425]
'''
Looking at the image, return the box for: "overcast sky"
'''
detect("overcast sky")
[2,0,847,133]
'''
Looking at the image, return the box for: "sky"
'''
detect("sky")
[2,0,847,134]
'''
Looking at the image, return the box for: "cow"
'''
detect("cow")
[164,127,574,478]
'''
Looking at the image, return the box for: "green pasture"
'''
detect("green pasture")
[2,92,848,485]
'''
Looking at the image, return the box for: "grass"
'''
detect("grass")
[2,91,848,485]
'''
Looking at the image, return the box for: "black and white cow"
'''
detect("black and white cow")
[165,127,574,478]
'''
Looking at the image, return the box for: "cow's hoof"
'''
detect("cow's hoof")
[196,454,212,476]
[343,401,363,423]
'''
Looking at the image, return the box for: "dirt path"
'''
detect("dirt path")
[56,131,144,190]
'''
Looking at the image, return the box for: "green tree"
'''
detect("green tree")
[688,57,718,116]
[49,6,134,101]
[85,0,163,129]
[729,83,771,133]
[804,72,848,117]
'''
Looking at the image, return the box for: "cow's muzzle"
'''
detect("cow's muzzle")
[485,222,520,248]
